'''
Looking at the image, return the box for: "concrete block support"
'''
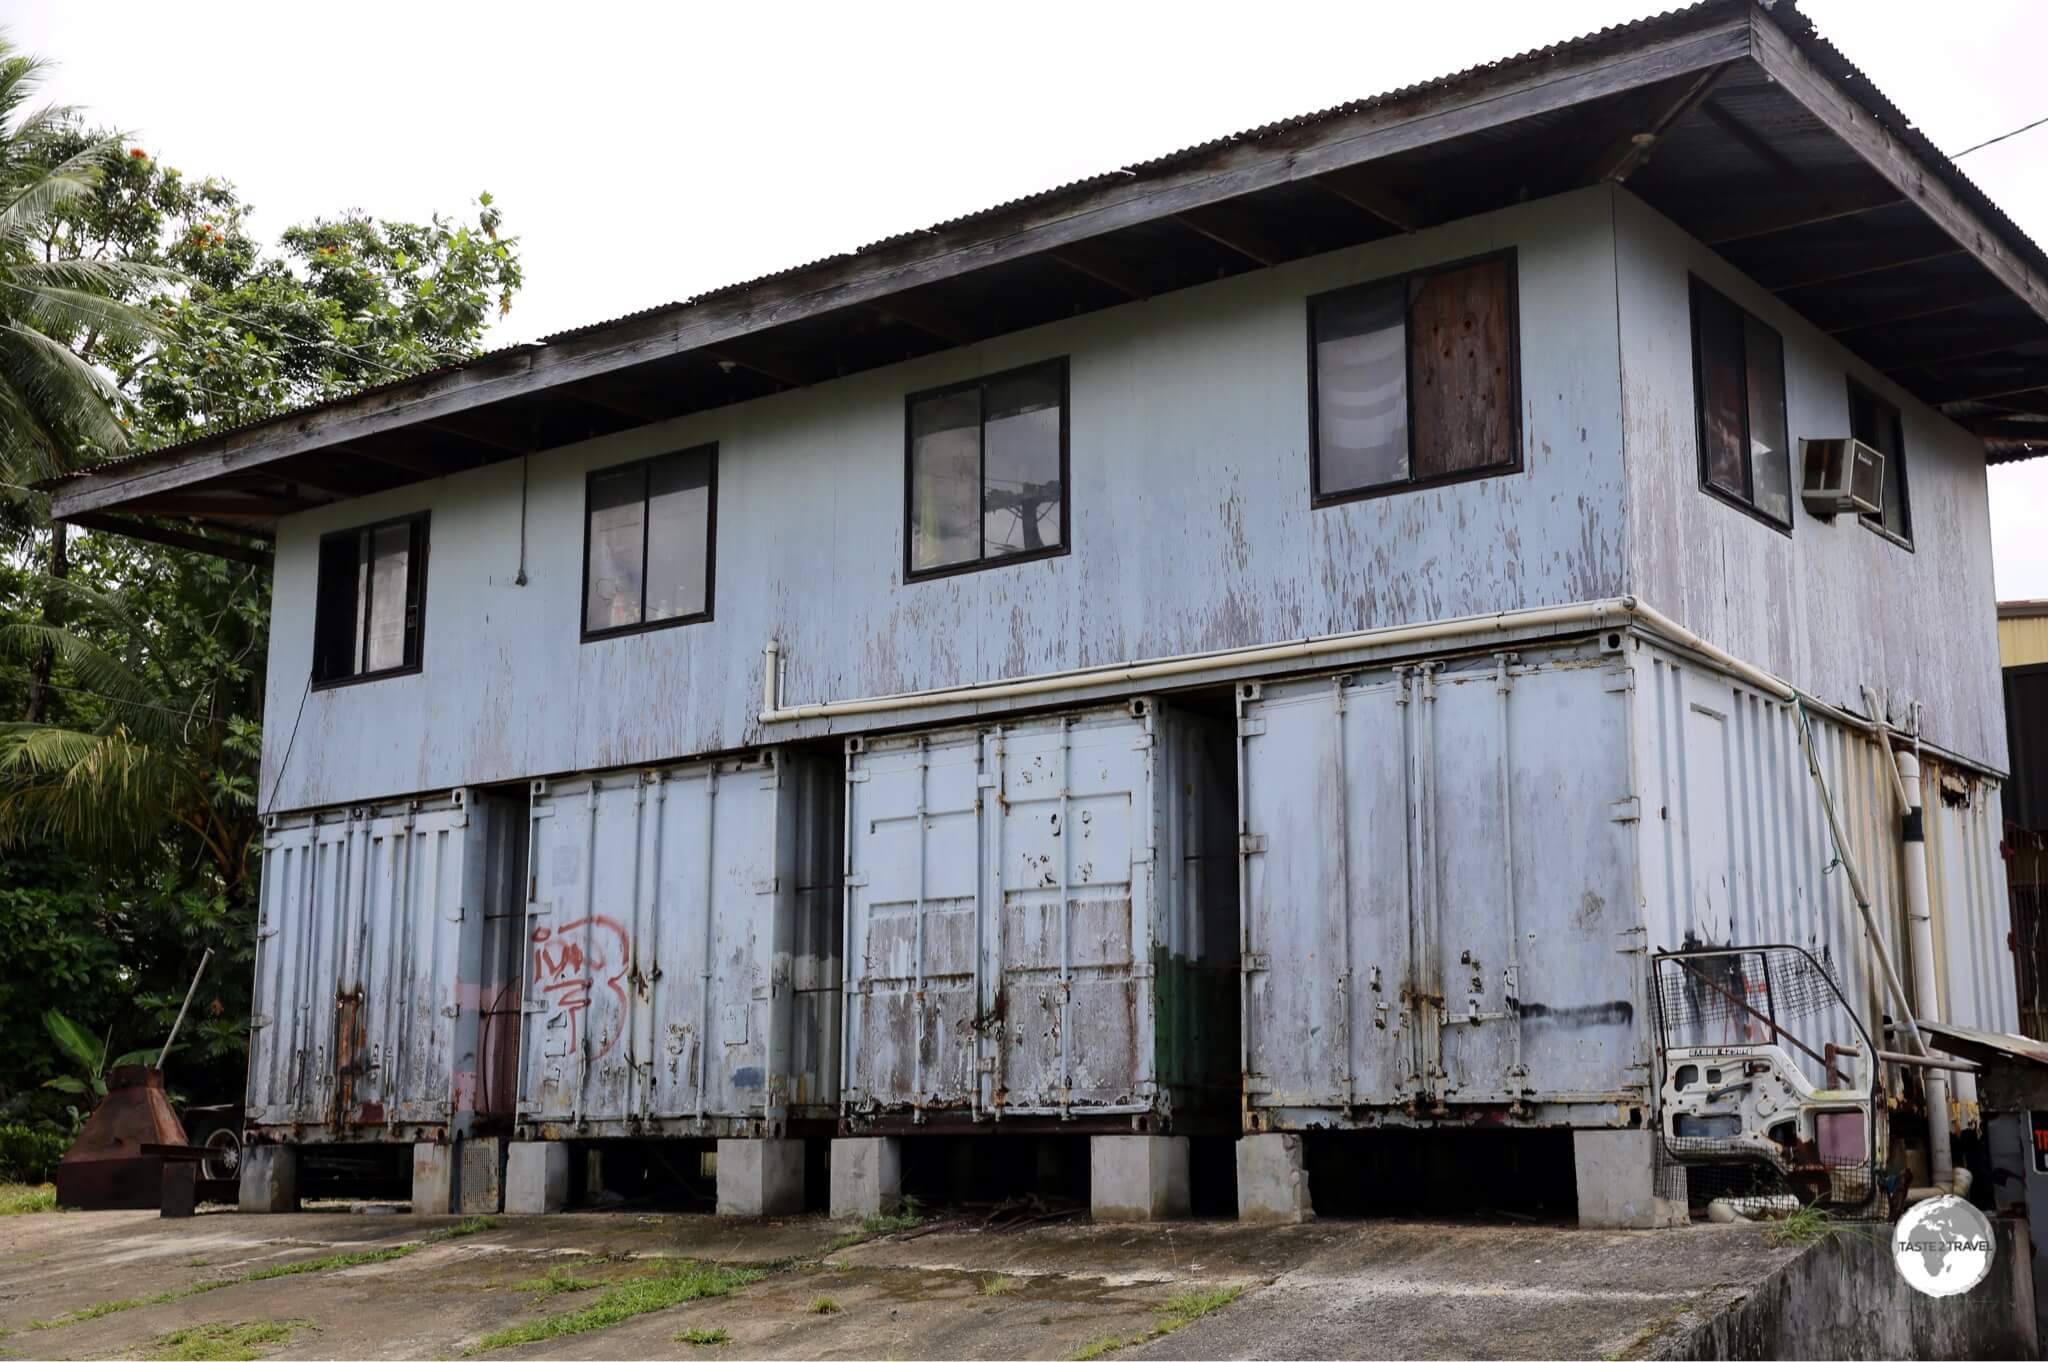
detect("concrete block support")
[716,1138,805,1217]
[238,1144,299,1214]
[457,1136,507,1215]
[1236,1133,1312,1224]
[1091,1135,1190,1222]
[1574,1129,1687,1229]
[506,1141,572,1214]
[830,1137,903,1220]
[413,1142,455,1216]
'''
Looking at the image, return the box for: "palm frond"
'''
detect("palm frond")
[0,322,130,462]
[0,722,197,857]
[5,283,167,349]
[0,134,119,248]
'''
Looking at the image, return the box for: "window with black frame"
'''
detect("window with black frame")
[1690,277,1792,529]
[906,359,1067,578]
[1309,253,1519,503]
[582,444,717,639]
[1848,378,1912,546]
[311,512,428,686]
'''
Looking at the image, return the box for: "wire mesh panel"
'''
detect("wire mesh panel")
[1653,945,1884,1216]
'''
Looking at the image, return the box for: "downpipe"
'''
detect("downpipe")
[1898,750,1963,1198]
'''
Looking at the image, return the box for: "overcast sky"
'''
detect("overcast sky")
[9,0,2046,597]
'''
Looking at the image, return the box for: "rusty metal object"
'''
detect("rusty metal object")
[52,1065,189,1211]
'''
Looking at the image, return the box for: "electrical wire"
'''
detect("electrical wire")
[1951,113,2048,159]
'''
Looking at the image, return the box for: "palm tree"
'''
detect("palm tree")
[0,33,173,719]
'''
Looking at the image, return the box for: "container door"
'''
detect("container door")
[986,708,1153,1116]
[249,812,333,1128]
[1241,673,1421,1112]
[845,730,984,1118]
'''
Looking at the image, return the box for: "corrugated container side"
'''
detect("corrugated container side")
[247,790,488,1140]
[1238,639,1643,1129]
[516,750,840,1139]
[841,700,1235,1129]
[1923,766,2018,1119]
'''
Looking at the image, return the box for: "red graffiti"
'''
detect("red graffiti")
[531,915,631,1059]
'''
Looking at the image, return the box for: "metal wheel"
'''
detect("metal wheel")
[202,1125,242,1181]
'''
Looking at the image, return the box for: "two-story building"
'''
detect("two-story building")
[49,0,2046,1226]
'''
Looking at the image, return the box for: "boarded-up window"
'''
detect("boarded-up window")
[1848,379,1912,545]
[1690,278,1792,528]
[582,444,717,639]
[312,513,428,686]
[907,359,1068,577]
[1310,254,1518,501]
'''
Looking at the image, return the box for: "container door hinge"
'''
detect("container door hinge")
[1244,1075,1275,1096]
[846,769,871,784]
[1238,718,1267,738]
[845,872,869,888]
[1242,952,1271,974]
[1609,797,1641,823]
[753,876,778,894]
[1239,833,1267,855]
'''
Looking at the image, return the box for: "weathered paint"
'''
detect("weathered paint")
[1239,629,2016,1132]
[515,748,840,1139]
[841,701,1236,1128]
[248,790,520,1141]
[257,188,1629,812]
[1613,188,2005,772]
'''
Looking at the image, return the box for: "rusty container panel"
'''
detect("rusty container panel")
[247,790,495,1141]
[842,700,1237,1130]
[515,748,841,1139]
[1239,638,1643,1129]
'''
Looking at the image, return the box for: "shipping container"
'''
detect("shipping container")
[248,789,525,1142]
[841,700,1237,1131]
[514,749,841,1140]
[1237,631,2017,1132]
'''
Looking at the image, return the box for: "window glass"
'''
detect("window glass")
[1409,259,1514,479]
[1314,281,1408,494]
[1694,286,1748,499]
[983,368,1063,557]
[910,388,982,572]
[646,451,712,620]
[1744,317,1791,524]
[362,522,412,673]
[585,466,647,632]
[1850,382,1911,542]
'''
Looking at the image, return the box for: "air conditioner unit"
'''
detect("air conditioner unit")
[1799,437,1884,518]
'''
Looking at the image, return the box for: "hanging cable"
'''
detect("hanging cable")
[1951,112,2048,159]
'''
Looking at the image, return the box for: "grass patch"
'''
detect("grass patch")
[438,1216,498,1239]
[466,1260,765,1354]
[242,1242,419,1281]
[980,1273,1018,1296]
[807,1296,841,1315]
[511,1264,599,1294]
[1066,1284,1246,1360]
[678,1327,730,1346]
[0,1184,54,1216]
[145,1319,305,1361]
[31,1239,426,1329]
[824,1199,927,1253]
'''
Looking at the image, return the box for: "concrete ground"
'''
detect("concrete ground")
[0,1206,1803,1360]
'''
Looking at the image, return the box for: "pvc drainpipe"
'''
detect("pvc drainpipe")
[1897,750,1957,1194]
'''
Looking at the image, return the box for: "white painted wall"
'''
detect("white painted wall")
[261,189,1629,810]
[1612,189,2005,770]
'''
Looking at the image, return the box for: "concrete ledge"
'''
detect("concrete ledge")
[238,1144,299,1214]
[830,1137,902,1220]
[505,1141,570,1215]
[413,1142,455,1216]
[1237,1133,1312,1224]
[716,1138,805,1218]
[1091,1135,1190,1222]
[1574,1129,1686,1229]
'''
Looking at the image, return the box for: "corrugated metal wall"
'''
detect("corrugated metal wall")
[248,791,502,1139]
[515,749,841,1139]
[840,701,1236,1128]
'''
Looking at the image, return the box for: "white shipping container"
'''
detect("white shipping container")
[842,700,1237,1129]
[515,749,841,1139]
[1239,631,2015,1132]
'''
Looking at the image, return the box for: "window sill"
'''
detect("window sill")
[1859,517,1915,553]
[1312,460,1522,509]
[1701,484,1793,538]
[582,611,714,643]
[312,663,423,692]
[906,542,1069,583]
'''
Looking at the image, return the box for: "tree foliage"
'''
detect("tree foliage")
[0,41,522,1123]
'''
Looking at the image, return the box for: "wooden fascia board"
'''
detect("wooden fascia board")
[50,10,1752,521]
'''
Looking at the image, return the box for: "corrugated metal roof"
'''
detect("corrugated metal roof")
[42,0,2048,485]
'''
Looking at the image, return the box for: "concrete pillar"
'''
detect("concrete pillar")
[830,1137,902,1220]
[1236,1133,1312,1224]
[457,1136,506,1215]
[1090,1135,1190,1222]
[238,1144,299,1214]
[413,1142,455,1216]
[1573,1129,1687,1229]
[506,1141,572,1214]
[715,1138,805,1217]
